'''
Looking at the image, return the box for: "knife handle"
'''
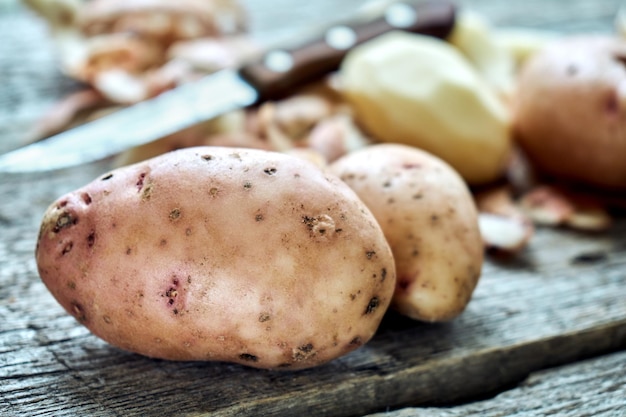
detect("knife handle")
[239,0,456,102]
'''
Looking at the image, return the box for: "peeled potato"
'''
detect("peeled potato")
[330,144,483,322]
[513,36,626,190]
[448,11,517,99]
[339,31,511,185]
[494,28,559,68]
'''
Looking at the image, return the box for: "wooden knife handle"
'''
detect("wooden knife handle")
[239,0,456,102]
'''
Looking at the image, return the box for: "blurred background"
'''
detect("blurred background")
[0,0,622,155]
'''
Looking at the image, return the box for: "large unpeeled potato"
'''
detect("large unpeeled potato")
[339,31,512,185]
[35,147,396,369]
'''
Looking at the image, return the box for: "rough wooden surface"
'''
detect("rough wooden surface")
[1,1,626,416]
[366,350,626,416]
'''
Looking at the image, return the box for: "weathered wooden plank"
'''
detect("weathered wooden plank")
[0,3,81,155]
[460,0,622,32]
[366,350,626,417]
[1,1,626,417]
[1,162,625,416]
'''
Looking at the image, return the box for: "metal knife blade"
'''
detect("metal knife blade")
[0,0,456,173]
[0,71,258,173]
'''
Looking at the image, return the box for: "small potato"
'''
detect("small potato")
[36,147,395,369]
[513,36,626,190]
[330,144,483,322]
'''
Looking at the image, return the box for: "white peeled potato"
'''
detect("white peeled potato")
[339,31,511,185]
[330,144,483,322]
[448,11,517,99]
[36,147,396,369]
[494,28,559,68]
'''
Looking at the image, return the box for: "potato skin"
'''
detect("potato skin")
[330,144,483,322]
[513,36,626,190]
[36,146,395,369]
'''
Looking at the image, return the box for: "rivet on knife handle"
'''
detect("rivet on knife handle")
[239,0,456,102]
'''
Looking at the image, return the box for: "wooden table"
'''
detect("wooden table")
[1,1,625,416]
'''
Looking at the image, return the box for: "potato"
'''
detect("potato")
[36,146,396,369]
[513,36,626,190]
[330,144,483,322]
[339,31,511,185]
[448,11,517,99]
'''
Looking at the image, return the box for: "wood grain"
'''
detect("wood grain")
[366,350,626,416]
[1,1,625,416]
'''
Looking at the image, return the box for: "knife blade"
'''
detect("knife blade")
[0,0,456,173]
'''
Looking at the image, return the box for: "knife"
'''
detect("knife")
[0,0,456,173]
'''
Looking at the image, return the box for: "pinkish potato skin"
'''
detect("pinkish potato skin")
[36,146,395,370]
[330,144,483,322]
[513,36,626,190]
